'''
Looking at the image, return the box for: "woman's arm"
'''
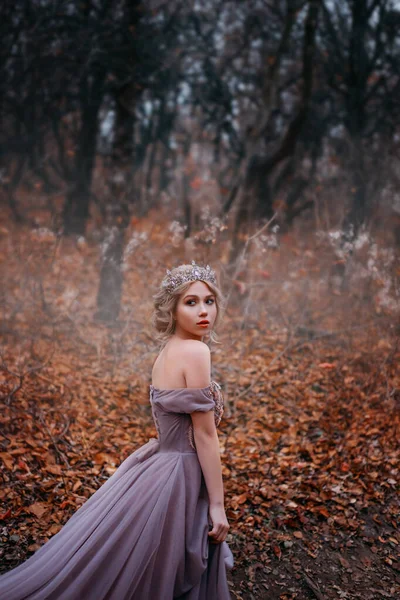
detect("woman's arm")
[183,340,229,543]
[192,414,229,543]
[191,411,225,506]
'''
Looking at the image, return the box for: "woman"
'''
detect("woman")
[0,261,234,599]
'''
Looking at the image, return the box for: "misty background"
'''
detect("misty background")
[0,0,399,353]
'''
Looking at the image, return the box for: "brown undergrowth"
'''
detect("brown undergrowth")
[0,213,399,599]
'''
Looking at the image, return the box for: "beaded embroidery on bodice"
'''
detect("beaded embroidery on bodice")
[186,381,224,450]
[150,402,161,439]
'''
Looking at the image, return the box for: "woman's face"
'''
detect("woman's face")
[173,280,217,341]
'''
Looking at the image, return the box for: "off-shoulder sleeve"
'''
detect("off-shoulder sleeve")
[182,388,215,414]
[154,387,215,414]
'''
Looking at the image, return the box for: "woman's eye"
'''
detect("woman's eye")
[186,299,214,305]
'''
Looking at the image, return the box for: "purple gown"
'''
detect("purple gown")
[0,381,234,599]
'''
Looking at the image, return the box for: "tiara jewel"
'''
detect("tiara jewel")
[161,260,217,292]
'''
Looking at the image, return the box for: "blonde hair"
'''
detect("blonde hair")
[151,264,226,349]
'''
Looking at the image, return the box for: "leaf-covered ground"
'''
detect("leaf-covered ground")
[0,216,399,599]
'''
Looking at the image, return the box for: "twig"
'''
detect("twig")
[302,571,325,600]
[224,213,278,308]
[38,412,71,468]
[0,347,55,405]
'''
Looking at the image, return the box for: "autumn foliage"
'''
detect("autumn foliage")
[0,212,399,600]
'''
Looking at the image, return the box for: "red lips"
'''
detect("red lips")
[197,320,209,324]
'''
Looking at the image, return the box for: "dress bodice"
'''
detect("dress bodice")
[149,381,224,453]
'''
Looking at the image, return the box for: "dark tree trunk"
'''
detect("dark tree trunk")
[159,143,170,194]
[181,136,193,238]
[62,72,106,236]
[111,0,142,166]
[2,155,27,223]
[94,192,130,323]
[94,223,126,323]
[229,0,320,263]
[93,1,145,321]
[342,0,369,241]
[113,89,135,164]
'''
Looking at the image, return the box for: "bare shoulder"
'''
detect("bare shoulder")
[179,340,211,364]
[181,339,210,356]
[181,340,211,387]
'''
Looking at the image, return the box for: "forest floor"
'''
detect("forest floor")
[0,213,399,599]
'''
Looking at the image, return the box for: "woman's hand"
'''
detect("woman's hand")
[208,504,230,544]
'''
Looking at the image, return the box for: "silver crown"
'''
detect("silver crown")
[161,260,217,293]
